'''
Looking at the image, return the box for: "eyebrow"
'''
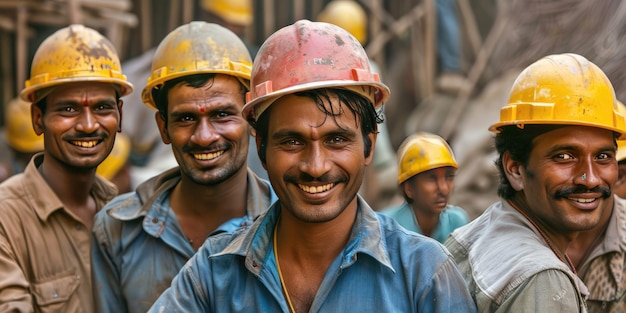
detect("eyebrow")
[545,143,617,156]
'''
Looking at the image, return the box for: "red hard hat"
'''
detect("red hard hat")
[243,19,390,122]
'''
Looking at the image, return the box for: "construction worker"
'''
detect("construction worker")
[445,53,625,312]
[317,0,399,210]
[381,132,469,243]
[149,20,476,313]
[0,97,44,182]
[91,21,277,313]
[565,101,626,312]
[197,0,257,57]
[0,24,131,312]
[96,132,132,194]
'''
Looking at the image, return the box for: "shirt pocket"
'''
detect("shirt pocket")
[30,272,80,311]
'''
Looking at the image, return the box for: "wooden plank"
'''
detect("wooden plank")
[16,4,26,94]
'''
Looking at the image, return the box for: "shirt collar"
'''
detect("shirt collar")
[25,153,117,222]
[216,195,394,276]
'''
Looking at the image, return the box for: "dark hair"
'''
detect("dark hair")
[152,73,246,124]
[252,88,383,164]
[494,124,620,199]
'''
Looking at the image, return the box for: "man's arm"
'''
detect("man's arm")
[420,256,478,312]
[0,232,33,312]
[91,212,127,313]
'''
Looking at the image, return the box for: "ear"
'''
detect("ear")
[615,163,626,188]
[502,150,525,191]
[155,111,170,144]
[117,99,124,133]
[402,182,413,200]
[364,132,377,166]
[31,103,44,136]
[255,135,267,170]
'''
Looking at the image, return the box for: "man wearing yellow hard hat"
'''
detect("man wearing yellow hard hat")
[91,21,277,313]
[445,53,625,312]
[565,100,626,312]
[0,98,44,182]
[0,25,131,312]
[382,132,469,243]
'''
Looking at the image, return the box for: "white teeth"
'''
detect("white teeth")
[569,197,595,203]
[71,140,98,148]
[193,150,224,160]
[298,183,334,194]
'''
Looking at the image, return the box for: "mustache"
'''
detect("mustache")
[284,172,344,184]
[64,132,109,141]
[554,186,611,199]
[182,142,230,153]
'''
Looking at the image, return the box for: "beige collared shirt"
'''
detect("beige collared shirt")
[0,153,117,313]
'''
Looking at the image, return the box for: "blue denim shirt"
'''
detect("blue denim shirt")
[148,196,477,312]
[91,167,277,313]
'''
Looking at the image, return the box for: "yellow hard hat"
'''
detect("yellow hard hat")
[4,98,43,153]
[142,21,252,110]
[317,0,367,45]
[201,0,253,26]
[489,53,626,139]
[616,100,626,162]
[397,132,458,184]
[20,24,132,102]
[97,132,131,180]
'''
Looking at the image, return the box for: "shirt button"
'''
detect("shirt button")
[252,260,258,268]
[152,217,159,223]
[52,293,58,299]
[75,224,83,230]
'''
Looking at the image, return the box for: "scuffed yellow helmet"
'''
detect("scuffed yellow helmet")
[97,132,131,180]
[489,53,626,139]
[4,98,43,153]
[397,132,458,184]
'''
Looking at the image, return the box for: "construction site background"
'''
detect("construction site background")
[1,0,625,218]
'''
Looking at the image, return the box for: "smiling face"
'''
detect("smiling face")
[156,74,249,185]
[262,92,375,223]
[506,125,617,234]
[33,82,122,170]
[404,166,456,216]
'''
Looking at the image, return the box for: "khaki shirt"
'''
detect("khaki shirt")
[0,154,117,313]
[445,200,588,312]
[579,195,626,312]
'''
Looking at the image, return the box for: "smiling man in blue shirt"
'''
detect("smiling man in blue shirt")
[149,20,477,313]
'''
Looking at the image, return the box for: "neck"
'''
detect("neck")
[172,167,249,217]
[411,204,440,237]
[276,200,357,265]
[39,155,95,206]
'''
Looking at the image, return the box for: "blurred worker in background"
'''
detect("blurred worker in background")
[96,132,132,194]
[0,97,44,182]
[197,0,258,58]
[91,21,276,313]
[0,24,131,312]
[382,132,469,243]
[435,0,470,94]
[445,53,623,312]
[149,19,476,313]
[317,0,399,210]
[565,101,626,313]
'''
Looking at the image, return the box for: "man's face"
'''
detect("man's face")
[404,166,456,215]
[157,74,248,185]
[33,82,121,170]
[512,125,617,233]
[262,93,375,223]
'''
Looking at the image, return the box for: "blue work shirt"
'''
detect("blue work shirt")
[148,196,477,312]
[91,167,277,313]
[382,202,470,243]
